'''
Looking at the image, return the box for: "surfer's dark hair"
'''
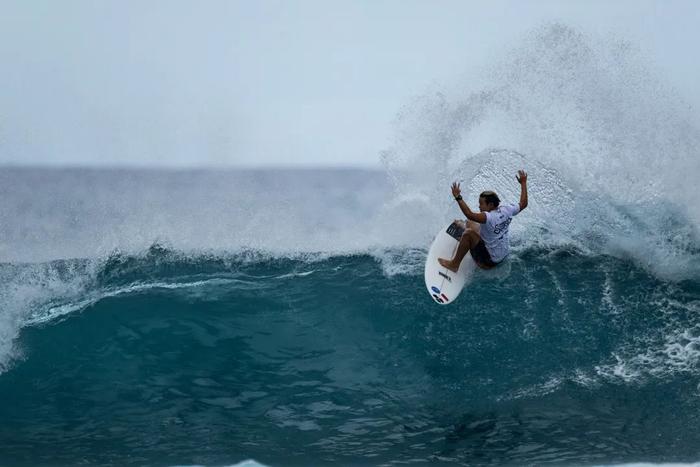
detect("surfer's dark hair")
[479,191,500,207]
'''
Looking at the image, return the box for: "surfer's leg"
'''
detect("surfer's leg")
[438,228,480,272]
[467,220,480,233]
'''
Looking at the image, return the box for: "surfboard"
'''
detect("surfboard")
[424,221,476,305]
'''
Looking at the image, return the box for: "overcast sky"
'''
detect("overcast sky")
[1,0,699,168]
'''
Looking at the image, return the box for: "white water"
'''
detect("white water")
[382,24,699,277]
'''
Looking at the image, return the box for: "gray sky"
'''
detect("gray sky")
[1,0,699,168]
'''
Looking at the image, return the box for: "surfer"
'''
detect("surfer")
[438,170,528,271]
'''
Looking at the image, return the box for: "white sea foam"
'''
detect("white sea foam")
[0,260,96,372]
[510,300,700,391]
[381,24,700,280]
[595,325,700,382]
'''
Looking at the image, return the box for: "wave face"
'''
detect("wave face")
[1,24,700,465]
[1,252,699,466]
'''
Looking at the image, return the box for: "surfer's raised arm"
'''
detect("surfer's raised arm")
[516,170,528,212]
[436,177,523,277]
[451,182,487,223]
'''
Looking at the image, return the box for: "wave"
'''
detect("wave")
[0,244,698,464]
[1,244,698,382]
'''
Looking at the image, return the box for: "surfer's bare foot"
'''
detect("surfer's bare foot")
[438,257,459,272]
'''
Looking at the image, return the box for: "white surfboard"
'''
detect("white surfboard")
[424,221,476,305]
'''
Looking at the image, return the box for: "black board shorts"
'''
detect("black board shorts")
[470,240,497,267]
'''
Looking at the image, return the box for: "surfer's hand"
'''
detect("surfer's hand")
[516,170,528,184]
[451,182,461,198]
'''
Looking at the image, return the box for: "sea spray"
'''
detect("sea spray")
[381,24,700,278]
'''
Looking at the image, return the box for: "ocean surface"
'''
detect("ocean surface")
[2,25,700,466]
